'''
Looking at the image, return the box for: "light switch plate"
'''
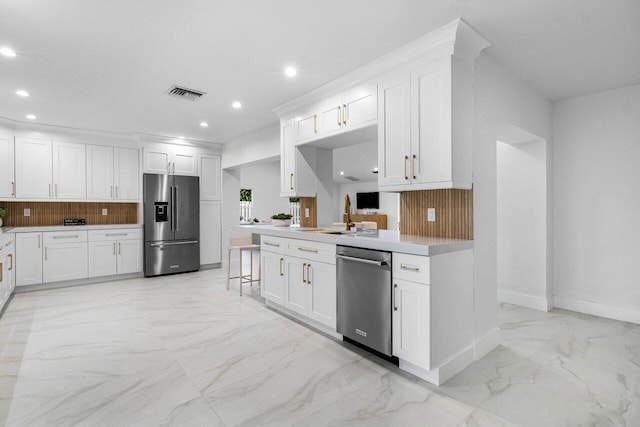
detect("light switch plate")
[102,208,108,216]
[305,208,310,218]
[24,208,30,217]
[427,208,436,222]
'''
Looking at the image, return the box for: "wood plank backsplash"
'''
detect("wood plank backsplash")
[299,197,317,228]
[0,201,138,227]
[399,189,473,239]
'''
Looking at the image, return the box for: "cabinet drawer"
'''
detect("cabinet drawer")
[43,231,88,244]
[89,228,142,242]
[393,253,430,284]
[286,239,336,264]
[260,235,288,253]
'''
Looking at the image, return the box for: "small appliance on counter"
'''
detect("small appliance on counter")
[63,219,86,226]
[143,173,200,277]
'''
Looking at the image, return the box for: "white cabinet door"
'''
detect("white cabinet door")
[53,141,86,199]
[411,58,451,185]
[317,98,343,136]
[285,257,307,316]
[199,155,221,200]
[261,250,285,305]
[16,233,43,286]
[172,151,198,176]
[114,147,139,200]
[294,112,317,143]
[143,148,171,174]
[343,85,377,128]
[200,201,221,265]
[86,145,115,199]
[377,73,412,188]
[0,137,15,198]
[43,243,88,283]
[15,137,52,199]
[392,279,430,369]
[307,261,336,328]
[88,241,117,277]
[280,120,296,197]
[117,239,142,274]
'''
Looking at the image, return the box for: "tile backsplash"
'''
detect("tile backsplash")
[0,201,138,227]
[399,189,473,239]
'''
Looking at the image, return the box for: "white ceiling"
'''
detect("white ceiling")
[1,0,639,144]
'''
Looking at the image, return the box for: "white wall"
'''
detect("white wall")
[553,83,640,323]
[472,54,552,350]
[334,181,399,230]
[221,123,280,169]
[497,138,549,310]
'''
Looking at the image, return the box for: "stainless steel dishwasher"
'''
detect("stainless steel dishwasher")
[336,245,393,356]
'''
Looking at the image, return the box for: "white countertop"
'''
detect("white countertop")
[235,224,472,256]
[1,224,142,233]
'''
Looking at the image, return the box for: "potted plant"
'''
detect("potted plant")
[0,206,6,227]
[271,212,292,227]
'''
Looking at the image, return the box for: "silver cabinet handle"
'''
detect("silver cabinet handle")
[105,233,128,237]
[52,235,79,239]
[264,241,280,247]
[37,234,41,248]
[342,103,347,125]
[412,154,417,180]
[336,254,386,266]
[393,283,398,311]
[113,242,116,255]
[48,184,51,197]
[11,181,15,196]
[44,247,48,261]
[298,247,318,254]
[337,105,341,126]
[118,242,121,255]
[404,155,409,180]
[279,257,284,276]
[302,262,307,283]
[400,264,420,272]
[55,183,58,197]
[307,263,311,285]
[290,173,294,190]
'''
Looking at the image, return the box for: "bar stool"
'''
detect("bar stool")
[227,231,261,296]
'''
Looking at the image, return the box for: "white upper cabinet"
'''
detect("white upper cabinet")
[113,147,139,200]
[0,137,15,198]
[293,84,377,145]
[199,154,221,201]
[87,145,139,200]
[280,119,316,198]
[15,137,53,199]
[143,145,197,176]
[53,141,86,199]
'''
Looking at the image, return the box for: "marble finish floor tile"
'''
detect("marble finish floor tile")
[2,272,639,426]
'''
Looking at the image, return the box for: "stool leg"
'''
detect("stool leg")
[250,250,254,288]
[239,249,243,296]
[227,248,231,290]
[258,250,261,286]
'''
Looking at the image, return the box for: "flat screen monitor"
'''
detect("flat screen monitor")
[356,192,379,210]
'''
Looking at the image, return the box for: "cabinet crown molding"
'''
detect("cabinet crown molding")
[272,18,491,119]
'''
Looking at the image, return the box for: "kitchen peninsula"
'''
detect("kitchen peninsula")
[236,224,474,385]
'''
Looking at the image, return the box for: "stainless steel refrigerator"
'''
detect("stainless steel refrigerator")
[143,173,200,277]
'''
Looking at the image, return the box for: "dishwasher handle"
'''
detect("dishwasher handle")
[336,254,387,266]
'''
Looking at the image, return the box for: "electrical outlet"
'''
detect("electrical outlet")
[24,208,30,217]
[427,208,436,222]
[305,208,310,218]
[102,208,108,216]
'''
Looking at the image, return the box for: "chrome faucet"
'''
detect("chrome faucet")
[344,194,355,231]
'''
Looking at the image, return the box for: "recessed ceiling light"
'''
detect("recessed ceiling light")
[16,89,29,97]
[340,171,344,175]
[284,67,297,77]
[0,47,16,57]
[200,121,208,128]
[232,101,242,109]
[25,114,36,120]
[178,136,184,139]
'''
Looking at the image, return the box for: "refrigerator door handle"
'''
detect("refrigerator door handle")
[169,185,174,231]
[150,240,198,247]
[174,186,179,231]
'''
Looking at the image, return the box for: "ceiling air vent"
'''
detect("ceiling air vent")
[166,85,206,101]
[344,176,360,182]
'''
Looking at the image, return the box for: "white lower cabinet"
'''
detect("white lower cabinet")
[88,229,142,277]
[260,250,285,305]
[16,233,43,286]
[0,237,15,312]
[392,278,430,369]
[43,242,88,283]
[200,201,221,265]
[261,236,337,330]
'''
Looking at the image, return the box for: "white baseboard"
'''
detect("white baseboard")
[554,296,640,325]
[264,300,342,340]
[399,345,475,386]
[498,289,552,312]
[474,327,500,360]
